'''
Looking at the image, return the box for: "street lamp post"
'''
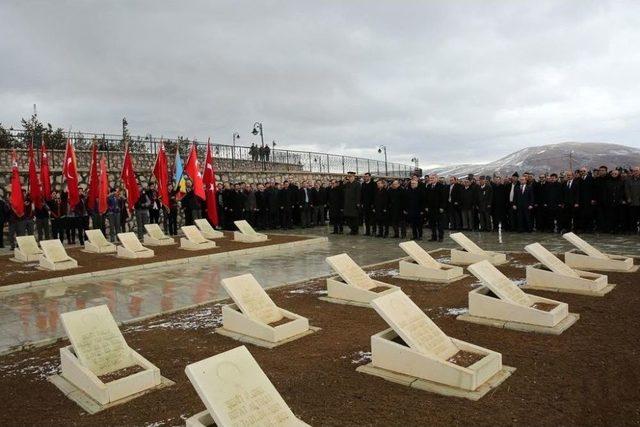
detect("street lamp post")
[252,122,265,171]
[232,132,240,169]
[378,145,388,176]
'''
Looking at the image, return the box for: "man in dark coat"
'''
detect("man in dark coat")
[459,179,476,230]
[360,173,376,236]
[265,182,280,229]
[278,181,295,229]
[447,176,462,230]
[543,173,563,233]
[476,176,493,232]
[425,175,447,241]
[577,167,596,232]
[506,173,520,231]
[561,170,580,233]
[491,176,508,231]
[373,179,390,237]
[513,176,534,232]
[328,179,344,234]
[221,182,236,230]
[342,172,361,235]
[388,180,406,238]
[405,179,425,240]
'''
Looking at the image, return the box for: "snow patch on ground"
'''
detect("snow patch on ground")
[0,356,60,379]
[512,278,527,287]
[351,351,372,365]
[289,288,327,295]
[434,256,451,263]
[368,268,399,278]
[125,305,223,332]
[442,307,469,316]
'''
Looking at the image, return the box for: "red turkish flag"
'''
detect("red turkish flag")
[98,155,109,214]
[153,142,170,209]
[185,143,205,200]
[28,142,42,208]
[121,146,140,211]
[87,142,99,211]
[10,150,25,217]
[62,138,80,208]
[203,141,219,226]
[40,138,51,201]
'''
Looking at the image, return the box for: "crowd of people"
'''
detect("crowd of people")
[1,165,638,250]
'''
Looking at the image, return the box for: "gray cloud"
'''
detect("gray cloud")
[1,0,640,166]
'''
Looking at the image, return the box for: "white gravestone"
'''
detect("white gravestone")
[463,260,573,329]
[233,220,268,243]
[14,235,43,262]
[117,232,155,258]
[39,239,78,270]
[195,218,224,239]
[84,229,117,254]
[524,243,612,296]
[324,253,399,305]
[143,223,175,246]
[219,274,311,344]
[562,232,636,272]
[449,232,507,265]
[398,241,465,282]
[185,346,309,427]
[365,290,504,392]
[180,225,216,251]
[58,305,161,405]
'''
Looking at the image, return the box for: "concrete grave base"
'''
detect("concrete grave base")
[457,312,580,335]
[396,269,469,284]
[215,326,320,349]
[564,249,639,272]
[318,296,372,308]
[185,410,213,427]
[356,363,516,401]
[47,374,174,414]
[521,283,616,297]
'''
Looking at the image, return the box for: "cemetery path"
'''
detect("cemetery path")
[0,228,637,354]
[0,252,638,425]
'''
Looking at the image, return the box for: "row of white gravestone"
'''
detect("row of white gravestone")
[56,269,313,425]
[51,232,632,423]
[12,220,267,270]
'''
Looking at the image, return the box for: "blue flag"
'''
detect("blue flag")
[174,148,183,185]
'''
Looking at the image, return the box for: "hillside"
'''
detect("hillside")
[424,142,640,177]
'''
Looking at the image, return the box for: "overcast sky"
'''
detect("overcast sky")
[2,0,640,166]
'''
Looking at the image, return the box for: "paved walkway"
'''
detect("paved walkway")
[0,228,637,353]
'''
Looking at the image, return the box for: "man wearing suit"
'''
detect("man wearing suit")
[543,173,563,233]
[298,181,313,228]
[577,167,596,232]
[343,172,362,235]
[447,176,462,230]
[476,176,493,232]
[513,176,534,232]
[561,170,580,233]
[425,175,447,241]
[360,173,376,236]
[507,172,520,231]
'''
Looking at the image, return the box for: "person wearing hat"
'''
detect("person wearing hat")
[342,172,361,235]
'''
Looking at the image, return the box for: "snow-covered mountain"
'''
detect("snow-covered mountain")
[424,142,640,177]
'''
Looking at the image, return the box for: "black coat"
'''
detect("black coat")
[562,179,580,206]
[405,187,425,218]
[460,186,475,210]
[476,184,493,211]
[373,188,390,220]
[514,184,534,209]
[361,180,376,209]
[328,185,344,218]
[343,181,361,218]
[544,182,563,207]
[388,187,406,220]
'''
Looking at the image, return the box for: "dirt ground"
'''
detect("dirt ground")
[0,252,639,426]
[0,232,309,287]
